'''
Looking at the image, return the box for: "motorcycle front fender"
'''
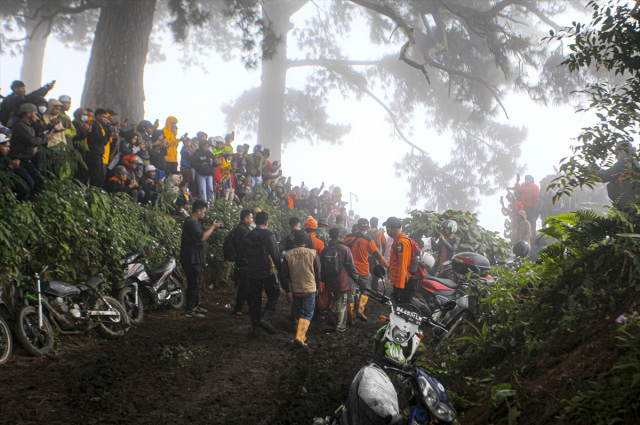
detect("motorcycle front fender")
[118,278,139,290]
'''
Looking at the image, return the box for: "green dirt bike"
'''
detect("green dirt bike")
[16,263,130,357]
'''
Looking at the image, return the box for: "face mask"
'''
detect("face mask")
[81,116,88,122]
[38,106,46,114]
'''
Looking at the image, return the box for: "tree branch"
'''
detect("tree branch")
[350,0,430,83]
[287,58,382,68]
[516,2,561,31]
[27,0,105,40]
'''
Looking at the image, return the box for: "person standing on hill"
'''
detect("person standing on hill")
[385,217,418,304]
[431,220,460,274]
[241,211,282,336]
[514,210,532,247]
[367,217,387,292]
[345,218,389,323]
[231,209,253,315]
[281,230,321,348]
[162,116,182,175]
[515,174,540,232]
[180,200,221,318]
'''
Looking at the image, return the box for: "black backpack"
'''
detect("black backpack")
[222,227,238,262]
[321,245,343,279]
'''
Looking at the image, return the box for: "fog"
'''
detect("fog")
[0,2,597,233]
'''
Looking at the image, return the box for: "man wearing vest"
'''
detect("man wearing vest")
[367,217,387,292]
[281,230,321,348]
[345,218,389,323]
[321,227,359,332]
[384,216,417,304]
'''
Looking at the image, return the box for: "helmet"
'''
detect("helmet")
[441,220,458,233]
[254,144,264,152]
[304,217,317,230]
[513,240,531,258]
[122,154,142,169]
[419,252,435,270]
[212,136,224,144]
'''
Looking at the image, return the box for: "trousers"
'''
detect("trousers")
[348,273,372,303]
[233,266,250,313]
[196,173,215,201]
[183,263,203,311]
[332,292,348,331]
[248,275,280,326]
[86,154,105,188]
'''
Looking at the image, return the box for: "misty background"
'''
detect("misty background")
[0,2,598,232]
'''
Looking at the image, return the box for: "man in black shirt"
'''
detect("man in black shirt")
[241,211,282,336]
[280,217,314,252]
[231,209,253,315]
[180,200,221,318]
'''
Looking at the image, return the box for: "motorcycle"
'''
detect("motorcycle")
[15,263,129,356]
[117,252,185,324]
[314,361,457,425]
[0,286,13,365]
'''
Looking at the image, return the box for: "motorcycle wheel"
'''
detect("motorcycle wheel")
[435,312,472,351]
[93,296,130,339]
[14,306,55,357]
[168,274,186,310]
[118,287,144,325]
[0,316,13,365]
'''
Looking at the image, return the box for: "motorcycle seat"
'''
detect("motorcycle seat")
[86,275,105,289]
[148,259,175,276]
[44,281,81,297]
[424,275,458,289]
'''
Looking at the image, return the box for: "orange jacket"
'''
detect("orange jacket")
[345,233,389,276]
[310,234,325,256]
[389,233,412,289]
[515,182,540,208]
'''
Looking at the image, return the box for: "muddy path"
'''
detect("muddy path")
[0,291,385,425]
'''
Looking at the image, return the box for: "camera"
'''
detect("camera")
[215,220,225,230]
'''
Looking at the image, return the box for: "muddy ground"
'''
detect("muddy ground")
[0,290,386,425]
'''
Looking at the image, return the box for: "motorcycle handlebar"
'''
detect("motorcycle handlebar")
[381,357,415,375]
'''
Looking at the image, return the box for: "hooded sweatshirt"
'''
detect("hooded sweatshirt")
[43,99,66,147]
[163,116,181,163]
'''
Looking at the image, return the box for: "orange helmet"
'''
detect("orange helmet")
[305,217,318,230]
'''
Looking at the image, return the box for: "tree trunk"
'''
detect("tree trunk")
[19,0,58,90]
[256,1,306,162]
[81,0,157,123]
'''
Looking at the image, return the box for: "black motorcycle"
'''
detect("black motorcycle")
[117,252,185,324]
[0,286,13,365]
[15,263,130,356]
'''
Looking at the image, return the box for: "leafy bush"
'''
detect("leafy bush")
[401,209,511,262]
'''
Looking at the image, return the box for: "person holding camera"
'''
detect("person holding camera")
[181,200,222,318]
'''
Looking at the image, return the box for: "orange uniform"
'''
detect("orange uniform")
[309,234,325,256]
[515,182,540,208]
[345,233,389,276]
[389,233,412,289]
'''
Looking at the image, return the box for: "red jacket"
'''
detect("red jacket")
[515,182,540,208]
[320,240,359,293]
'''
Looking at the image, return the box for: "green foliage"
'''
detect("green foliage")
[558,316,640,424]
[401,209,511,263]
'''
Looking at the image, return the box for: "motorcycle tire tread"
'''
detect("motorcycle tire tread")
[14,306,55,357]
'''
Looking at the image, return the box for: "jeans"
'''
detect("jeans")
[16,161,45,198]
[196,173,215,201]
[248,275,280,326]
[250,176,262,189]
[293,292,316,322]
[183,263,203,311]
[233,267,250,313]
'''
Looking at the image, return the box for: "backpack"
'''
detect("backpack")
[321,245,343,279]
[222,227,238,262]
[398,235,427,280]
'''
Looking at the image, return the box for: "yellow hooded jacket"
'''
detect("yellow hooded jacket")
[163,116,181,163]
[43,98,66,147]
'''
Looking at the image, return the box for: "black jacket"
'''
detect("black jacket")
[0,83,54,126]
[9,119,45,160]
[597,157,640,210]
[432,234,460,263]
[180,217,206,265]
[280,231,315,252]
[191,149,215,176]
[241,228,282,279]
[86,122,112,157]
[232,223,252,267]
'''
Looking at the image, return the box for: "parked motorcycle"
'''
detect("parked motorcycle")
[117,252,185,324]
[0,286,13,365]
[314,361,457,425]
[15,263,129,356]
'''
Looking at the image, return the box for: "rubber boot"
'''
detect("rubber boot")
[262,310,277,334]
[357,295,369,322]
[348,303,356,326]
[294,318,310,348]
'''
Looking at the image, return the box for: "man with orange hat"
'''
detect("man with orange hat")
[304,217,325,255]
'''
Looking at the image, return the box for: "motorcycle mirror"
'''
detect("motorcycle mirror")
[372,264,386,279]
[474,243,482,252]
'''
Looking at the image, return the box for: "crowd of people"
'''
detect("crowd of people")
[0,79,358,221]
[500,173,540,249]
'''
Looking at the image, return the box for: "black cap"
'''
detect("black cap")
[357,218,370,230]
[11,80,25,90]
[383,217,402,228]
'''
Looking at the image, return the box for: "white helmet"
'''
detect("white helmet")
[419,252,435,269]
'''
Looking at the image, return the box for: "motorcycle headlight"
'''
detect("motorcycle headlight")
[432,403,456,423]
[391,327,409,344]
[418,376,439,409]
